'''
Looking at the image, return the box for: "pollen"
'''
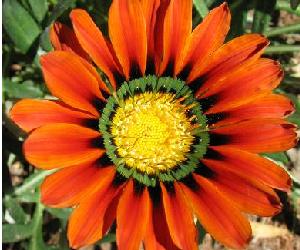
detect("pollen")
[111,92,194,175]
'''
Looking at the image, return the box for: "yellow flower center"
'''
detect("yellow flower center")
[111,92,194,175]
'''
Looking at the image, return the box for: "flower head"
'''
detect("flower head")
[10,0,297,249]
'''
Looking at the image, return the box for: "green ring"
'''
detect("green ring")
[99,75,209,187]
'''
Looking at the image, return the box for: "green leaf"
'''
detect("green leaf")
[3,223,33,243]
[252,0,276,34]
[46,0,75,26]
[263,152,289,165]
[277,0,300,16]
[99,233,116,244]
[40,28,53,52]
[289,113,300,127]
[17,191,40,203]
[292,180,300,199]
[15,170,55,196]
[28,0,48,23]
[287,94,300,127]
[193,0,209,18]
[4,197,28,224]
[291,0,300,9]
[3,79,44,99]
[3,0,41,53]
[287,94,300,110]
[226,1,248,40]
[46,208,72,226]
[196,221,206,244]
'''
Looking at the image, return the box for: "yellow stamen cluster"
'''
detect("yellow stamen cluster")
[111,92,194,175]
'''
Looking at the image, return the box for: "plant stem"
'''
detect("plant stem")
[252,0,276,33]
[265,23,300,37]
[265,45,300,54]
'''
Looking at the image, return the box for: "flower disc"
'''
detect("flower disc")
[100,76,209,186]
[112,91,194,173]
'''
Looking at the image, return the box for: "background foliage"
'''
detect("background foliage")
[2,0,300,249]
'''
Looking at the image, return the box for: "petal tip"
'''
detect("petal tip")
[285,101,296,116]
[221,1,229,11]
[69,8,85,19]
[39,54,47,65]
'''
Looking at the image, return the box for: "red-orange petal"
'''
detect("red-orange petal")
[10,99,97,132]
[102,193,121,236]
[152,197,180,250]
[141,0,160,73]
[161,182,198,250]
[208,94,295,127]
[200,162,282,216]
[205,146,292,191]
[200,59,283,113]
[143,199,165,250]
[70,9,124,88]
[109,0,147,79]
[68,173,123,249]
[24,124,104,169]
[79,57,111,94]
[176,3,230,78]
[41,164,115,208]
[210,118,297,153]
[40,51,105,116]
[190,34,269,89]
[153,0,171,75]
[159,0,192,76]
[50,22,90,61]
[180,175,252,249]
[116,179,150,250]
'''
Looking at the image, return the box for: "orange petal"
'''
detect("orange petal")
[109,0,147,79]
[207,94,295,127]
[153,0,171,75]
[159,0,192,76]
[79,57,111,94]
[199,162,282,216]
[143,199,165,250]
[141,0,161,74]
[152,192,180,250]
[24,124,104,169]
[205,146,292,191]
[50,22,90,61]
[210,118,297,153]
[176,3,230,79]
[40,51,105,116]
[68,173,123,249]
[180,174,252,249]
[41,164,115,208]
[199,59,283,113]
[10,99,98,132]
[102,193,121,236]
[70,9,124,88]
[189,34,269,90]
[161,182,198,250]
[117,180,150,250]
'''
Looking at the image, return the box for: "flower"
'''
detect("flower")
[10,0,297,249]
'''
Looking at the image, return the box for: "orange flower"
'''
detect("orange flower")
[10,1,297,249]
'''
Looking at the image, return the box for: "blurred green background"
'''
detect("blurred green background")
[2,0,300,249]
